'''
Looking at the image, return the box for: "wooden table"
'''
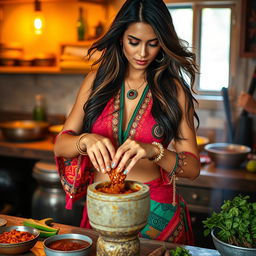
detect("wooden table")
[0,214,220,256]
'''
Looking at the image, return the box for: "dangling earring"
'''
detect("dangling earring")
[155,51,165,63]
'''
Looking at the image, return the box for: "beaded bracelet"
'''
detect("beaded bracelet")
[76,133,88,155]
[168,152,179,179]
[168,151,191,179]
[150,142,164,163]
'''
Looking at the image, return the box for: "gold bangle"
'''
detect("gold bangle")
[150,142,164,163]
[76,133,88,155]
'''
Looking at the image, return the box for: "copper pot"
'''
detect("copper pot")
[0,120,49,142]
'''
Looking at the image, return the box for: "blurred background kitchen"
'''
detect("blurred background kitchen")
[0,0,255,249]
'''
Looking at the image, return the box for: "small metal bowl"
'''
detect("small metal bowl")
[0,120,49,142]
[43,233,92,256]
[205,143,251,168]
[0,225,40,255]
[211,229,256,256]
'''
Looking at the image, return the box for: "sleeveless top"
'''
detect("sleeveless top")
[56,82,168,210]
[91,83,165,147]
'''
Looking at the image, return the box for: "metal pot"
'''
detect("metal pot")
[0,120,49,142]
[205,143,251,168]
[32,161,85,226]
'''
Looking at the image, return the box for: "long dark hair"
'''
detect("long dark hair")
[83,0,199,145]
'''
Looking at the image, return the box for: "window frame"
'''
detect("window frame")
[166,1,237,98]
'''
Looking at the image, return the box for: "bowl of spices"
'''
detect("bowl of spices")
[0,225,40,255]
[43,233,92,256]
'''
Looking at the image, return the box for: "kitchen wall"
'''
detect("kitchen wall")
[0,0,255,142]
[1,1,107,55]
[0,73,84,116]
[0,0,107,116]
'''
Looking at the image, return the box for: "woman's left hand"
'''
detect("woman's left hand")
[112,138,157,174]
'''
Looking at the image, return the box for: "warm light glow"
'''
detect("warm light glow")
[2,2,107,55]
[34,12,44,35]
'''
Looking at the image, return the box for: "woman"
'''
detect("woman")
[54,0,200,245]
[238,92,256,114]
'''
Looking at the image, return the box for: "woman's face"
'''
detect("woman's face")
[121,22,161,72]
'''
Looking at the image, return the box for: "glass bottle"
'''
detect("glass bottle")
[77,7,86,41]
[33,94,47,121]
[95,21,104,38]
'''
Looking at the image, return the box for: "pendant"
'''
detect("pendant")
[127,89,138,100]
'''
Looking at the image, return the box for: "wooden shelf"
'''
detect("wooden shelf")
[0,66,90,74]
[0,41,97,74]
[0,66,58,74]
[0,0,107,4]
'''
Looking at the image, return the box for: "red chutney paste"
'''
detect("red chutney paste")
[47,239,90,251]
[97,183,140,194]
[96,168,140,194]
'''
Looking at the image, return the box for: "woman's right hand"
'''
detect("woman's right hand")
[238,92,256,114]
[80,133,116,173]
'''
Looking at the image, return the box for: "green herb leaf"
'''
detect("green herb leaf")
[170,247,192,256]
[202,195,256,248]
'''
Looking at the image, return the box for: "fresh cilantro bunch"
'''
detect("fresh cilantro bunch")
[170,247,192,256]
[203,195,256,248]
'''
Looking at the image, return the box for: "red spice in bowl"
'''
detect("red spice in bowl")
[47,239,90,251]
[44,233,92,256]
[0,230,35,244]
[0,226,39,255]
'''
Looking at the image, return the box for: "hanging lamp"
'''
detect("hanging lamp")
[33,0,44,35]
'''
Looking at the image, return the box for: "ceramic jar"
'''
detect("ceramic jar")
[87,180,150,256]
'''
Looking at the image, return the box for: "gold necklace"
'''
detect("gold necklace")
[126,80,146,100]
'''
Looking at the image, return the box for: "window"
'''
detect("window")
[168,2,235,96]
[169,6,193,47]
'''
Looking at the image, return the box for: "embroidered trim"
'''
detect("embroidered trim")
[113,84,151,145]
[112,92,120,143]
[167,204,185,243]
[168,153,179,179]
[127,90,152,139]
[59,163,92,196]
